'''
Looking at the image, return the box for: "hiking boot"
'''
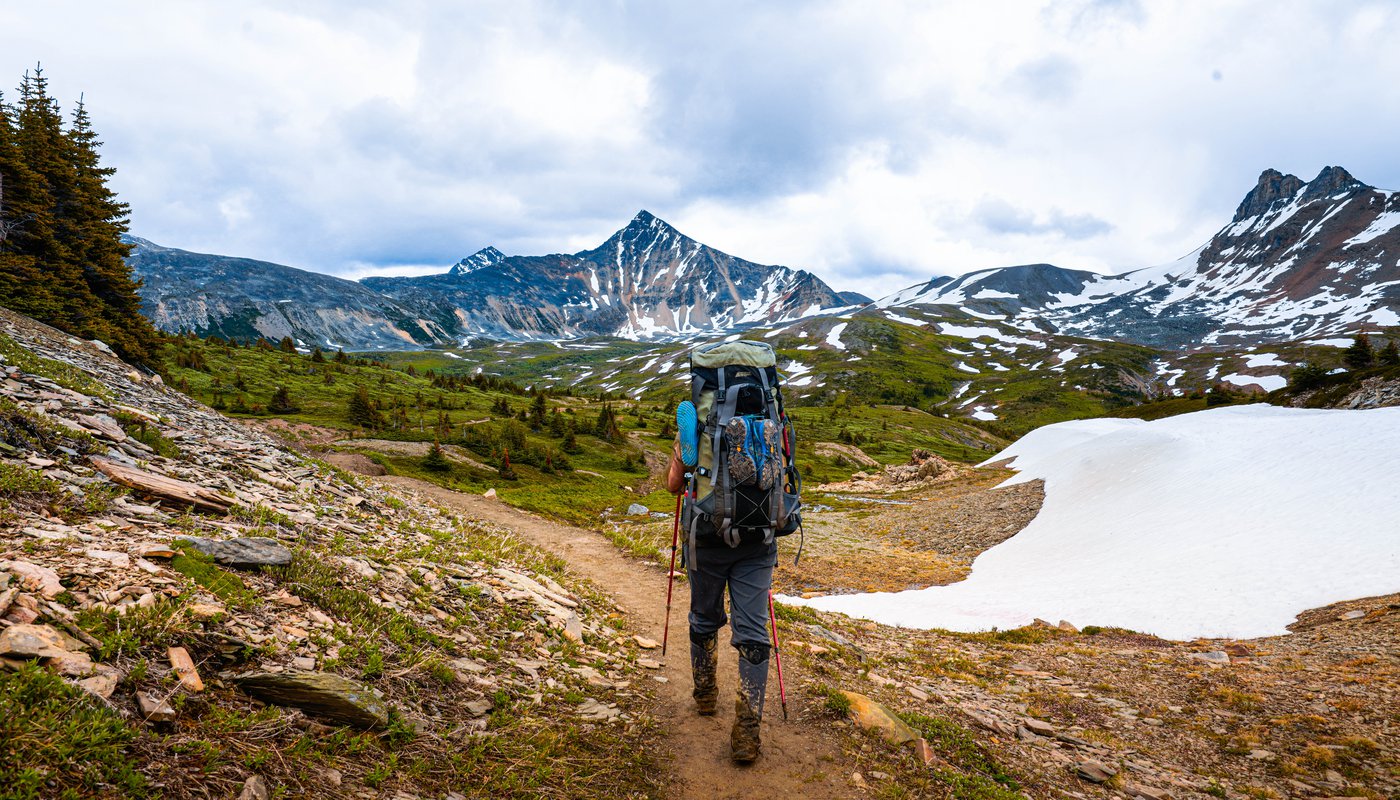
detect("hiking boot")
[731,644,770,764]
[758,419,782,490]
[690,632,718,716]
[724,417,756,485]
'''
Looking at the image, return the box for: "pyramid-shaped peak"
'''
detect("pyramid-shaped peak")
[449,246,506,276]
[625,209,676,231]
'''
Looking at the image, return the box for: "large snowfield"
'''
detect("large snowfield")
[787,405,1400,640]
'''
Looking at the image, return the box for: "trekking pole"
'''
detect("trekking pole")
[661,491,682,656]
[767,590,788,721]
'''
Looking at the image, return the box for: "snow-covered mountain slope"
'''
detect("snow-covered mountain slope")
[881,166,1400,349]
[363,211,850,341]
[128,212,854,349]
[124,236,450,349]
[788,404,1400,639]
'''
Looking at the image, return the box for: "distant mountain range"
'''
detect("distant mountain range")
[127,166,1399,351]
[880,166,1400,348]
[126,212,864,349]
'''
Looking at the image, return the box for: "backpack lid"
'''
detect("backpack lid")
[690,340,777,370]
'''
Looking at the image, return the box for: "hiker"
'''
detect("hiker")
[665,340,802,764]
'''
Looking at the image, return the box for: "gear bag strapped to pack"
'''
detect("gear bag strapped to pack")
[680,340,802,551]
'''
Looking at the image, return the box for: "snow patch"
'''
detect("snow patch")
[785,406,1400,639]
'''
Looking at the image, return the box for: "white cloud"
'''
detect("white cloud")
[2,0,1397,301]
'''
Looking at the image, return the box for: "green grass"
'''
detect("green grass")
[0,663,148,799]
[169,546,259,607]
[900,712,1022,800]
[113,410,183,459]
[0,332,110,398]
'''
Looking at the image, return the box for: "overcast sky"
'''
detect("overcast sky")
[3,1,1398,298]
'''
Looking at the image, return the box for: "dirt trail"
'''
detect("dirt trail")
[379,476,856,800]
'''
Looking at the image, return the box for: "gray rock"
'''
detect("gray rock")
[238,775,270,800]
[1185,650,1230,665]
[1023,717,1057,736]
[236,671,389,729]
[625,503,649,515]
[178,536,292,569]
[807,623,855,648]
[1075,759,1117,783]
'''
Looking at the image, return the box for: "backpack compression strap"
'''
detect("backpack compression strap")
[757,368,786,544]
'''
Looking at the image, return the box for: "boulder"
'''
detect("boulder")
[839,690,919,745]
[236,671,389,729]
[178,537,292,569]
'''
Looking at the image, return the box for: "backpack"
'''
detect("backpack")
[681,340,802,550]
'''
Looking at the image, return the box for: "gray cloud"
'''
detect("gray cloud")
[972,199,1114,240]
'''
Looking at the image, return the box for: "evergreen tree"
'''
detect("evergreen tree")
[64,96,157,362]
[1343,333,1375,369]
[0,69,159,364]
[422,440,450,472]
[278,336,296,353]
[311,346,325,363]
[268,385,298,414]
[1380,339,1400,366]
[346,385,384,429]
[1289,362,1328,390]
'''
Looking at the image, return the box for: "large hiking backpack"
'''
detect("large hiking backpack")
[681,340,802,549]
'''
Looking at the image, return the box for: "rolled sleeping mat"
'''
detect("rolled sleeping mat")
[676,400,698,467]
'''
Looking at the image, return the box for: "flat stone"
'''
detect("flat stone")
[85,549,131,568]
[839,690,918,745]
[1185,650,1230,665]
[0,624,67,658]
[236,671,389,729]
[1338,609,1366,620]
[178,537,292,569]
[44,649,96,677]
[137,691,177,723]
[291,656,316,671]
[466,698,494,716]
[633,635,659,649]
[238,775,271,800]
[1075,759,1117,783]
[77,672,120,699]
[2,560,64,598]
[1023,717,1057,736]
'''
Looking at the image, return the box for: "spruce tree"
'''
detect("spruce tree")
[1343,333,1375,369]
[0,68,160,364]
[1380,339,1400,366]
[346,385,383,429]
[64,96,157,362]
[0,91,54,316]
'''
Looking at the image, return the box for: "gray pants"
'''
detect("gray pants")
[688,540,777,648]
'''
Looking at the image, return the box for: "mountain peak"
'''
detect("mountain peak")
[1299,165,1369,203]
[1232,168,1305,222]
[622,209,676,235]
[448,246,506,276]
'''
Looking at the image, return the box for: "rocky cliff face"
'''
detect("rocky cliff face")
[125,237,450,350]
[882,166,1400,348]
